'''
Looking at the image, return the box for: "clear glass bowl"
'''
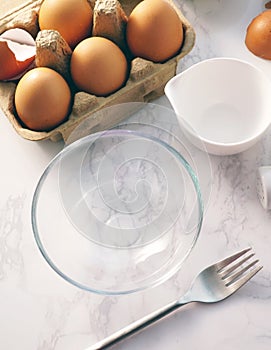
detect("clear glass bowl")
[32,127,204,295]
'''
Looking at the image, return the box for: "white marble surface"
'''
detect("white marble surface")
[1,0,271,349]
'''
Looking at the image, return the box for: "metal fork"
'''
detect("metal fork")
[88,247,262,350]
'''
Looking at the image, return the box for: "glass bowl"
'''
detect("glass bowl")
[32,128,203,295]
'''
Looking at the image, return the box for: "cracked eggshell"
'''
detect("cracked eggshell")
[0,28,36,81]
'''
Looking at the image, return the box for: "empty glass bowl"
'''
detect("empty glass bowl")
[32,119,204,295]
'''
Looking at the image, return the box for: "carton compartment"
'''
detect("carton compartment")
[0,0,195,142]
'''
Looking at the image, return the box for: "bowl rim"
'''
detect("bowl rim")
[31,128,204,295]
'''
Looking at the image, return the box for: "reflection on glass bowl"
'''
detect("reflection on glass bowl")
[32,122,204,295]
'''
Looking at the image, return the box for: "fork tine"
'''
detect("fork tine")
[224,258,259,286]
[225,264,263,291]
[216,247,252,272]
[220,253,255,278]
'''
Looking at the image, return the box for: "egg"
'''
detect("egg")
[126,0,184,63]
[14,67,72,131]
[245,10,271,60]
[70,37,128,96]
[39,0,93,48]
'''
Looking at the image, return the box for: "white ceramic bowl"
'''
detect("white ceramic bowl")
[165,58,271,155]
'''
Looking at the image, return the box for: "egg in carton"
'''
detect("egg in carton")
[0,0,195,142]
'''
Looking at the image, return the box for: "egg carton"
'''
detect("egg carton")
[0,0,195,142]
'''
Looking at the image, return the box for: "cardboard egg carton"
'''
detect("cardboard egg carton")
[0,0,195,142]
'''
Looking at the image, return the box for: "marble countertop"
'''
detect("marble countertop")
[1,0,271,349]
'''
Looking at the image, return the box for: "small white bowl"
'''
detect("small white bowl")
[165,58,271,155]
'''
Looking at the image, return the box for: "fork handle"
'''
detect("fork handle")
[88,300,184,349]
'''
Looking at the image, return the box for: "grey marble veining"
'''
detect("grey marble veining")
[0,195,25,282]
[1,0,271,349]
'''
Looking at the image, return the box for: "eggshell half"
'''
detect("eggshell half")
[0,28,36,80]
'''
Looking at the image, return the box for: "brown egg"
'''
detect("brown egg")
[126,0,184,63]
[15,67,72,131]
[245,10,271,60]
[39,0,93,48]
[71,37,128,96]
